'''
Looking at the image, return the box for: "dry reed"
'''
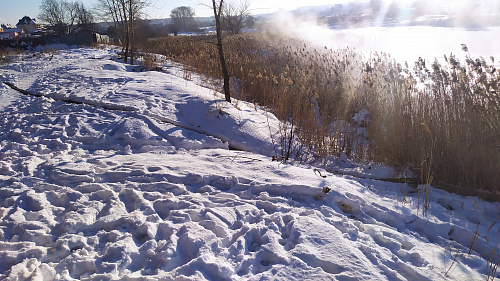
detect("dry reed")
[138,33,499,193]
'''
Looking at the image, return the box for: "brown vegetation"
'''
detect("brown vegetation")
[139,32,499,193]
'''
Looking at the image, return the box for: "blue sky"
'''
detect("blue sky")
[0,0,354,26]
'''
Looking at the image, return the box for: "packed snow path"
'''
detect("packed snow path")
[0,47,498,280]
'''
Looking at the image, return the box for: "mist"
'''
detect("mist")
[257,0,500,65]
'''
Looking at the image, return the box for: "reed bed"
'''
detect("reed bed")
[139,33,499,193]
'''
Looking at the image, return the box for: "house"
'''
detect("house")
[16,16,41,33]
[0,28,22,39]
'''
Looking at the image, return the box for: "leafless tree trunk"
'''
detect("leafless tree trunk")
[120,0,129,63]
[129,0,134,64]
[212,0,231,103]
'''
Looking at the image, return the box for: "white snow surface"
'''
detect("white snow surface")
[0,47,499,280]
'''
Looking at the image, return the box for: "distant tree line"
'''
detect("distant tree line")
[168,1,253,36]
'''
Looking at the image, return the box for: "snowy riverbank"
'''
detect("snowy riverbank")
[0,46,498,280]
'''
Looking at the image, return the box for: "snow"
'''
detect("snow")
[0,46,499,280]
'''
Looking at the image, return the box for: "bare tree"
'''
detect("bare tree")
[96,0,126,58]
[75,2,95,32]
[95,0,148,64]
[39,0,93,34]
[212,0,231,102]
[39,0,66,34]
[222,0,250,34]
[170,6,196,35]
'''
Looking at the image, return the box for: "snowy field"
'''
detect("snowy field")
[1,46,500,280]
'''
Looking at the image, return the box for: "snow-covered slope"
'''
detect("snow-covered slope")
[0,47,498,280]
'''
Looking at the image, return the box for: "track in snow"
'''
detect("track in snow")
[0,47,496,280]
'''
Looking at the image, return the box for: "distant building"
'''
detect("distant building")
[1,24,13,29]
[16,16,41,33]
[0,28,22,39]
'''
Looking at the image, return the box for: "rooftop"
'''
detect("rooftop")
[16,16,37,26]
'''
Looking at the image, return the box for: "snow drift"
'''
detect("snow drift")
[0,47,498,280]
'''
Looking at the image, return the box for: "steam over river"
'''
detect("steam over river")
[294,24,500,66]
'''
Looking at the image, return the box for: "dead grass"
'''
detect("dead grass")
[138,33,499,193]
